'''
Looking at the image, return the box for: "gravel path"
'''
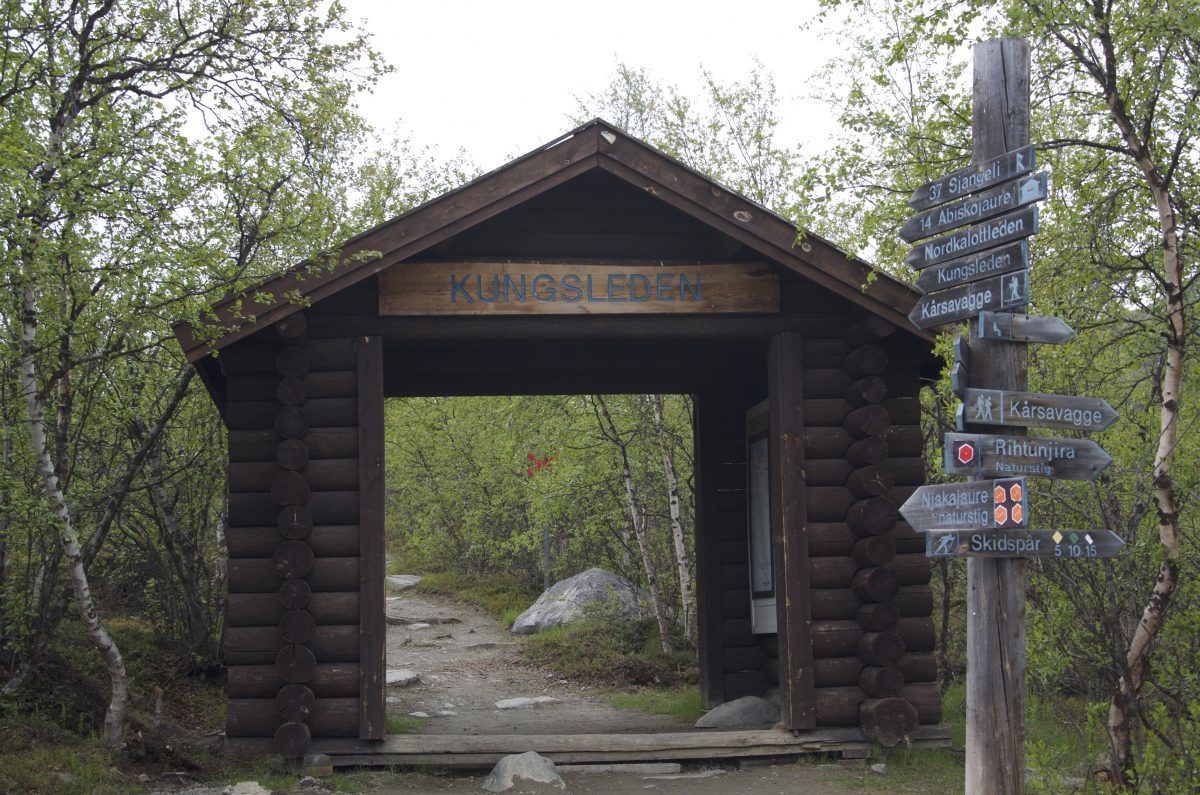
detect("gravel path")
[383,586,695,736]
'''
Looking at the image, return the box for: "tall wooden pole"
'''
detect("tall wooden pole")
[965,38,1029,795]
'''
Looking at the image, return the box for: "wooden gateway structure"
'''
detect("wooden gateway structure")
[176,119,948,763]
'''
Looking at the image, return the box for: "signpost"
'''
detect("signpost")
[977,311,1075,344]
[908,269,1029,329]
[916,240,1029,294]
[925,529,1126,559]
[905,206,1038,270]
[900,40,1123,794]
[909,144,1036,211]
[944,432,1113,480]
[959,388,1118,432]
[900,477,1027,532]
[901,172,1047,243]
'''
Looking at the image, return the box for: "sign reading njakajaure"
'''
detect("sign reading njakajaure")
[379,262,780,315]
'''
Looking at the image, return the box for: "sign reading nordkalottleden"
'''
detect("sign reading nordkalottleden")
[379,262,780,315]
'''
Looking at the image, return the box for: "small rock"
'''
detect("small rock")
[694,695,779,729]
[229,784,272,795]
[443,702,456,708]
[482,751,566,792]
[386,696,402,704]
[174,787,228,795]
[410,711,430,718]
[387,574,423,591]
[386,669,420,686]
[870,763,888,775]
[137,774,152,783]
[436,710,458,716]
[294,775,335,791]
[495,696,562,709]
[409,622,431,630]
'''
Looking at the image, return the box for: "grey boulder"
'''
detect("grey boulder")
[694,695,779,729]
[510,568,642,635]
[481,751,566,792]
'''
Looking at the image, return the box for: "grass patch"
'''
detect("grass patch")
[519,618,696,688]
[611,687,703,722]
[386,714,427,734]
[0,717,135,795]
[413,572,538,625]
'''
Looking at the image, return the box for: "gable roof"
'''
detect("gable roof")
[174,118,930,360]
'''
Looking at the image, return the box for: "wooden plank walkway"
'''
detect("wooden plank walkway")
[227,725,951,768]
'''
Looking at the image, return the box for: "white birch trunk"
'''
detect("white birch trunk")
[595,396,673,654]
[19,283,129,748]
[652,394,696,645]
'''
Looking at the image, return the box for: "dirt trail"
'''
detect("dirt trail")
[384,585,694,736]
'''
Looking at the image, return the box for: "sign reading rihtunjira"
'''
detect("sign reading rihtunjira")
[379,262,780,315]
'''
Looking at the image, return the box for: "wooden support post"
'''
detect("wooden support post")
[357,336,386,740]
[693,392,726,709]
[966,38,1029,795]
[768,333,816,729]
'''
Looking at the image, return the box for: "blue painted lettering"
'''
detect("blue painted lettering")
[532,274,555,302]
[560,274,583,302]
[450,275,473,303]
[629,273,650,301]
[586,274,606,301]
[607,273,627,301]
[502,273,526,302]
[476,274,500,303]
[680,273,702,302]
[656,273,676,301]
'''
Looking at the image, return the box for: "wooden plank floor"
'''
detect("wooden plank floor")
[227,725,951,767]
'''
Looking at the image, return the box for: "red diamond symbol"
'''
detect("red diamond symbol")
[956,442,976,465]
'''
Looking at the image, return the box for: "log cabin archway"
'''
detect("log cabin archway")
[175,119,947,763]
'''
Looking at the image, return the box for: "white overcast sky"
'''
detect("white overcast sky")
[339,0,838,171]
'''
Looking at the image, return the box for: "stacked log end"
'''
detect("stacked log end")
[222,318,362,756]
[801,313,939,743]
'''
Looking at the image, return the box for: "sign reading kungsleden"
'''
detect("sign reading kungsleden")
[379,262,780,315]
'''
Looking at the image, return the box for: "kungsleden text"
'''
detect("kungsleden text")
[449,272,702,304]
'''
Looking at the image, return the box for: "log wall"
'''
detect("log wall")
[222,319,380,756]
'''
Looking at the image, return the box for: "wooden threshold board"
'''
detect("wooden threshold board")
[226,726,951,767]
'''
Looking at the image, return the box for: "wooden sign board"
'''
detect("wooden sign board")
[926,529,1125,559]
[961,388,1118,432]
[902,172,1047,243]
[949,334,968,397]
[909,270,1029,329]
[944,432,1113,481]
[900,477,1027,532]
[916,241,1028,294]
[909,145,1036,211]
[906,207,1038,270]
[379,262,780,316]
[978,312,1074,344]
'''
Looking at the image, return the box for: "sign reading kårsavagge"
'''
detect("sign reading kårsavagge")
[909,270,1029,329]
[960,388,1118,432]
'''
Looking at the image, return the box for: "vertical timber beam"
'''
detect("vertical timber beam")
[357,336,386,739]
[768,333,816,729]
[693,391,725,709]
[966,38,1029,795]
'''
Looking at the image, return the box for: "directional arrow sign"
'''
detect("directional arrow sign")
[977,312,1075,344]
[910,145,1037,212]
[916,241,1029,294]
[925,529,1126,559]
[900,478,1027,532]
[944,432,1113,481]
[961,388,1118,432]
[909,270,1029,330]
[906,207,1038,270]
[902,172,1047,243]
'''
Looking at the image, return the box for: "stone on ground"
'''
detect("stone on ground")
[229,784,272,795]
[694,695,779,729]
[386,668,420,686]
[387,574,423,591]
[495,696,562,709]
[510,567,643,635]
[481,751,566,792]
